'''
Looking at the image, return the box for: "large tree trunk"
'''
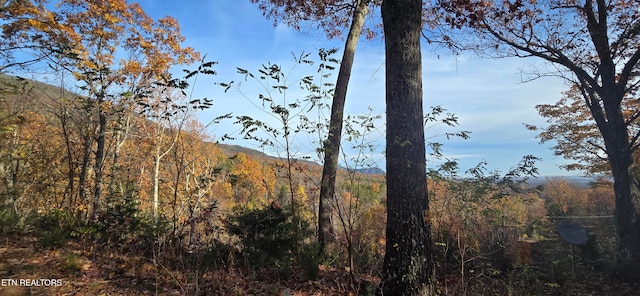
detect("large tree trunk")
[611,158,640,264]
[596,97,640,264]
[626,168,640,264]
[577,0,640,266]
[580,4,640,262]
[318,0,370,255]
[381,0,432,294]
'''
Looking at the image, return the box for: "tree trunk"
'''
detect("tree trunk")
[626,169,640,264]
[381,0,432,294]
[580,7,640,263]
[574,0,640,266]
[611,156,640,264]
[596,95,640,264]
[108,113,130,197]
[58,111,76,207]
[78,119,93,215]
[92,107,107,218]
[318,0,370,255]
[153,145,161,221]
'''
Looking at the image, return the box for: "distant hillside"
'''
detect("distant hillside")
[216,144,272,159]
[216,144,387,175]
[0,74,68,101]
[215,143,324,168]
[527,175,608,188]
[353,167,385,175]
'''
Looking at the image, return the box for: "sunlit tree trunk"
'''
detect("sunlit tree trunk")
[108,112,131,197]
[318,0,371,255]
[151,118,181,221]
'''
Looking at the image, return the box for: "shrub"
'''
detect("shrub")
[84,193,166,255]
[226,204,313,279]
[0,206,21,234]
[63,252,82,274]
[35,209,76,248]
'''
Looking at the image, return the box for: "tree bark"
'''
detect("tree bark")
[78,124,91,210]
[92,106,107,219]
[57,109,76,207]
[153,145,161,220]
[592,89,640,264]
[381,0,432,294]
[318,0,370,255]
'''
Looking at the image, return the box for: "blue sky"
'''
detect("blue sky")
[135,1,576,177]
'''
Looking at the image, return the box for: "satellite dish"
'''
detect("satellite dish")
[556,220,588,246]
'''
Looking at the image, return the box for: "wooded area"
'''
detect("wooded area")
[1,0,639,295]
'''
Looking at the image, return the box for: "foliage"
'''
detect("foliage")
[81,191,168,255]
[542,178,589,216]
[226,204,315,279]
[328,107,386,282]
[221,49,337,151]
[62,252,82,274]
[0,205,25,234]
[220,49,338,269]
[526,85,638,174]
[35,209,76,247]
[250,0,381,40]
[1,0,202,218]
[429,156,541,289]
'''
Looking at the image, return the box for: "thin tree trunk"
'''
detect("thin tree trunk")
[381,0,432,294]
[92,108,107,218]
[78,121,92,213]
[109,113,130,197]
[78,148,89,206]
[153,146,161,220]
[152,121,180,221]
[171,146,183,237]
[318,0,370,254]
[58,109,76,207]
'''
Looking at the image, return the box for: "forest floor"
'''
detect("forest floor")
[1,233,638,295]
[0,233,378,295]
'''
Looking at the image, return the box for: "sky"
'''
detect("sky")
[134,1,577,177]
